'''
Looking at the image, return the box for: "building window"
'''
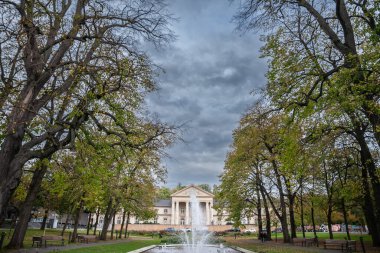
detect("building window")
[99,218,103,224]
[117,216,121,224]
[180,218,185,225]
[180,208,185,214]
[164,218,167,224]
[164,209,168,214]
[154,218,158,224]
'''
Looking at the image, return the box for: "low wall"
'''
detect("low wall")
[114,224,237,232]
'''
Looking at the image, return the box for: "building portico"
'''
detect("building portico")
[170,185,214,225]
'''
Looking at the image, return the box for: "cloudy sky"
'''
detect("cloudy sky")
[145,0,267,188]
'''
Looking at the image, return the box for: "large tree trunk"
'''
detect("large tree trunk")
[93,209,100,236]
[100,198,115,241]
[284,178,297,239]
[0,125,27,225]
[124,212,130,238]
[86,212,92,235]
[327,203,333,239]
[300,181,306,238]
[311,176,317,239]
[360,164,380,246]
[119,210,127,239]
[40,209,49,230]
[271,160,290,243]
[111,212,116,240]
[7,163,48,249]
[61,215,70,236]
[323,160,334,239]
[288,194,297,239]
[311,202,317,238]
[261,188,271,241]
[256,184,263,236]
[341,198,351,240]
[355,129,380,242]
[71,199,84,243]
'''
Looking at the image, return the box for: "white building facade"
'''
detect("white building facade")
[153,185,217,225]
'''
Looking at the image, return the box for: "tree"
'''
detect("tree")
[232,0,380,246]
[197,184,212,193]
[156,187,172,199]
[0,0,173,225]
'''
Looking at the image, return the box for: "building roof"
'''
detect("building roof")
[171,184,214,197]
[154,199,171,207]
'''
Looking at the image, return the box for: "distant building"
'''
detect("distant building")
[44,185,261,231]
[150,185,217,225]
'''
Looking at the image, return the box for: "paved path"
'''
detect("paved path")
[5,236,149,253]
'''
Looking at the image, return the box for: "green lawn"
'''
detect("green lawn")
[266,232,372,242]
[0,228,135,252]
[225,232,376,253]
[0,228,70,250]
[61,239,160,253]
[228,243,323,253]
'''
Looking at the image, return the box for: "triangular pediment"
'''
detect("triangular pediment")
[171,185,214,197]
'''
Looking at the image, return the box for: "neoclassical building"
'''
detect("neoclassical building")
[52,185,259,231]
[152,185,217,225]
[125,185,258,228]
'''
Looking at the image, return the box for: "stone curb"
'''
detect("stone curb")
[127,245,157,253]
[127,244,257,253]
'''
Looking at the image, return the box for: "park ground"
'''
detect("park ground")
[0,229,379,253]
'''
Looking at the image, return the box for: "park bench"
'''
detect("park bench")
[32,236,42,247]
[346,240,357,252]
[77,234,97,243]
[292,238,306,246]
[305,238,316,247]
[323,239,356,252]
[291,237,316,247]
[41,235,65,247]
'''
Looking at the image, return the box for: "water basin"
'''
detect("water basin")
[143,244,245,253]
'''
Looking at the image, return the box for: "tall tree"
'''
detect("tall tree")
[0,0,173,224]
[232,0,380,246]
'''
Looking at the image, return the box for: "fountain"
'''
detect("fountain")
[142,189,245,253]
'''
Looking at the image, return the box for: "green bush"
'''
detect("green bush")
[206,237,226,244]
[161,236,182,244]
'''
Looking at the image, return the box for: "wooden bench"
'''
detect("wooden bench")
[32,236,42,247]
[324,239,356,252]
[77,234,97,243]
[346,240,357,252]
[292,238,306,246]
[41,235,64,247]
[291,237,316,247]
[305,238,316,247]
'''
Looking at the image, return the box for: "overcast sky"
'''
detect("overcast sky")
[145,0,267,188]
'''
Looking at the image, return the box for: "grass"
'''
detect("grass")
[264,232,372,242]
[0,228,69,250]
[0,229,375,253]
[224,232,377,253]
[61,239,160,253]
[227,241,322,253]
[0,228,141,252]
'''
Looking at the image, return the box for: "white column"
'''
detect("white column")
[210,201,214,225]
[171,201,175,225]
[205,202,210,225]
[176,202,180,225]
[185,201,189,225]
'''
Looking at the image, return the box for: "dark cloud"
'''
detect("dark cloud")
[145,0,267,188]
